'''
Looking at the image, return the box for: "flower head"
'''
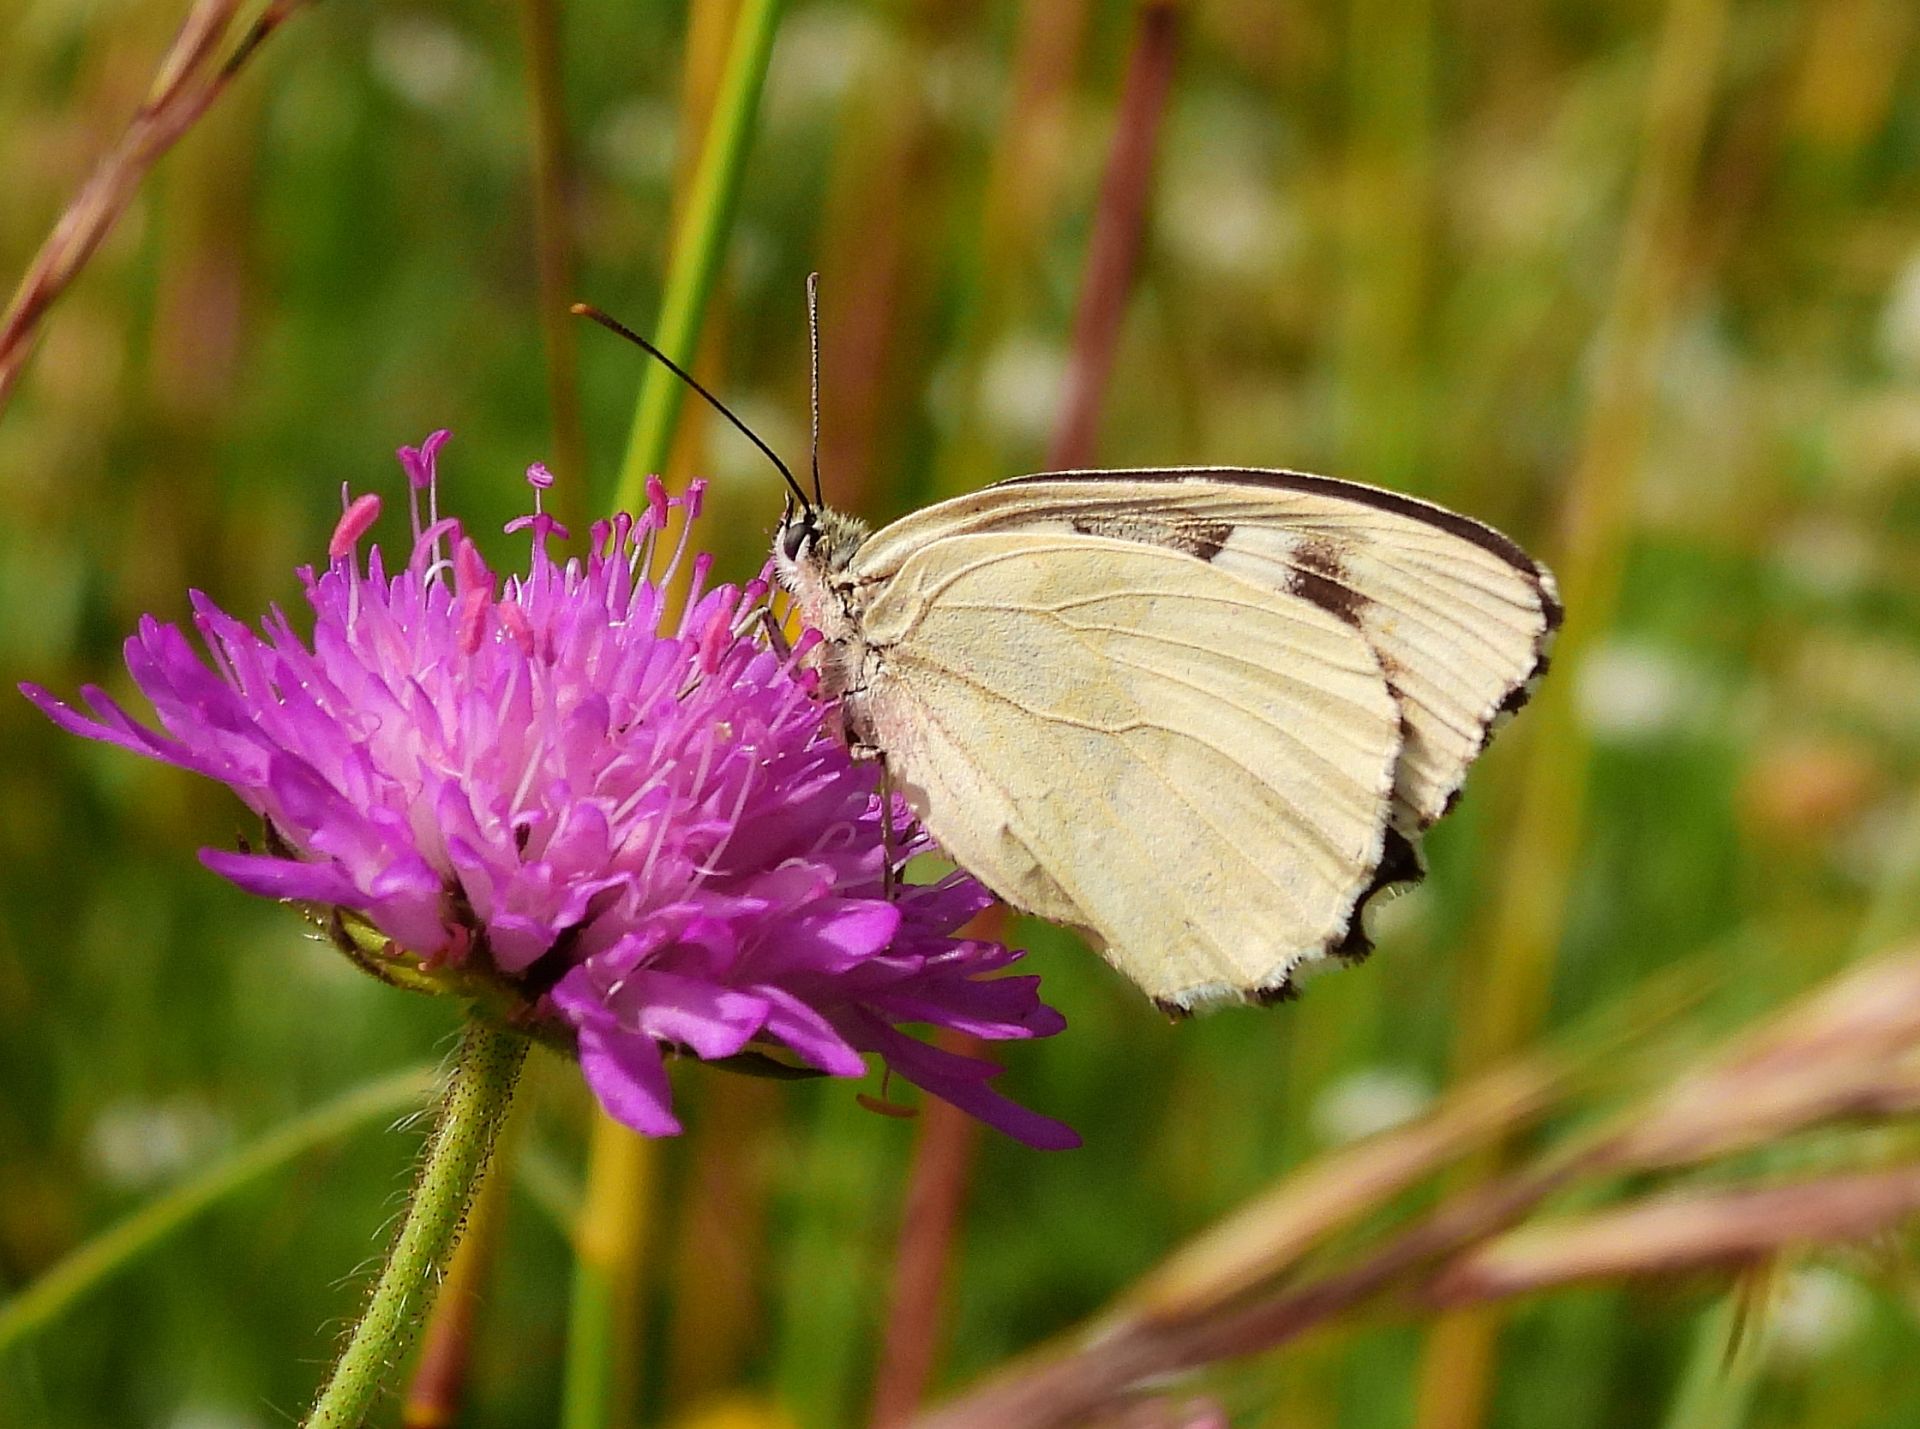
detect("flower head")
[26,434,1074,1148]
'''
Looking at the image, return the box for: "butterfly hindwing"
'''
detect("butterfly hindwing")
[851,529,1403,1009]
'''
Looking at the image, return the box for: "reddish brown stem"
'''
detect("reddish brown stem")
[869,10,1185,1419]
[1045,0,1184,471]
[868,1026,989,1429]
[0,0,304,414]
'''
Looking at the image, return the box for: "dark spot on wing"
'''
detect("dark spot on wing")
[1154,997,1196,1022]
[1285,540,1368,627]
[999,466,1549,577]
[1293,539,1342,578]
[1333,826,1425,960]
[1068,512,1235,561]
[1182,520,1233,561]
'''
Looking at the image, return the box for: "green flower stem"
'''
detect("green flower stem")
[611,0,786,512]
[304,1020,529,1429]
[0,1065,436,1357]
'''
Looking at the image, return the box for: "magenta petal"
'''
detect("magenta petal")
[200,849,362,906]
[850,1014,1080,1151]
[756,986,867,1076]
[487,914,559,974]
[743,898,904,977]
[614,972,769,1060]
[576,1018,681,1136]
[20,682,184,762]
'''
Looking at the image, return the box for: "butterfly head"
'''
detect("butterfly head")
[774,504,868,586]
[773,503,871,646]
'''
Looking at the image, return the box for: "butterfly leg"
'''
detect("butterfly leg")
[877,756,899,901]
[758,607,792,659]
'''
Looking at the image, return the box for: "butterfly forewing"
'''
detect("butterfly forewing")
[851,468,1560,835]
[852,530,1403,1009]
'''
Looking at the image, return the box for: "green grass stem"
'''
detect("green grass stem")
[567,8,786,1424]
[0,1063,437,1358]
[611,0,786,513]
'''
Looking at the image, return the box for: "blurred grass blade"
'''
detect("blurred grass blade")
[1044,0,1181,472]
[1422,1166,1920,1306]
[1658,1283,1768,1429]
[515,0,588,533]
[565,1116,658,1429]
[1334,0,1434,488]
[771,1089,901,1427]
[1415,0,1733,1418]
[869,1031,988,1429]
[1115,1058,1556,1323]
[612,0,786,511]
[0,1063,435,1357]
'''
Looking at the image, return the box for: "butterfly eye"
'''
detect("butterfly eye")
[779,518,813,562]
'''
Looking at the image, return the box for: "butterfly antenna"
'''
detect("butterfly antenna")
[571,302,811,512]
[806,272,825,508]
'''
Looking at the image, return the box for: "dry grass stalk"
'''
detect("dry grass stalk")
[0,0,306,415]
[914,945,1920,1429]
[1424,1165,1920,1307]
[1608,952,1920,1170]
[1114,1058,1559,1324]
[1045,0,1183,471]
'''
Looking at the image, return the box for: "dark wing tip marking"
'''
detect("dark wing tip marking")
[1332,826,1425,961]
[1497,650,1552,720]
[1252,979,1299,1007]
[1002,463,1565,672]
[1427,626,1556,830]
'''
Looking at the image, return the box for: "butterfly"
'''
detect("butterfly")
[771,468,1560,1014]
[571,301,1559,1014]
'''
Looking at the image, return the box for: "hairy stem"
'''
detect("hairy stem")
[303,1021,529,1429]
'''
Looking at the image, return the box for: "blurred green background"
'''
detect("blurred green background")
[5,0,1920,1425]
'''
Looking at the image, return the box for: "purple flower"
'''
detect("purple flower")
[25,433,1075,1149]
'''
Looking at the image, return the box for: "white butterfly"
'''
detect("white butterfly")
[772,468,1560,1014]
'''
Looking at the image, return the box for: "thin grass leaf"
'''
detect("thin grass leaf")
[0,1063,435,1357]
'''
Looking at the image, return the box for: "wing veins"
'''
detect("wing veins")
[905,688,1257,985]
[1041,615,1397,768]
[890,650,1378,878]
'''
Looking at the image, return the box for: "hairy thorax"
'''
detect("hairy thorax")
[771,506,882,746]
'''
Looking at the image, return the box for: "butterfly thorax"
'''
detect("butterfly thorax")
[772,505,875,707]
